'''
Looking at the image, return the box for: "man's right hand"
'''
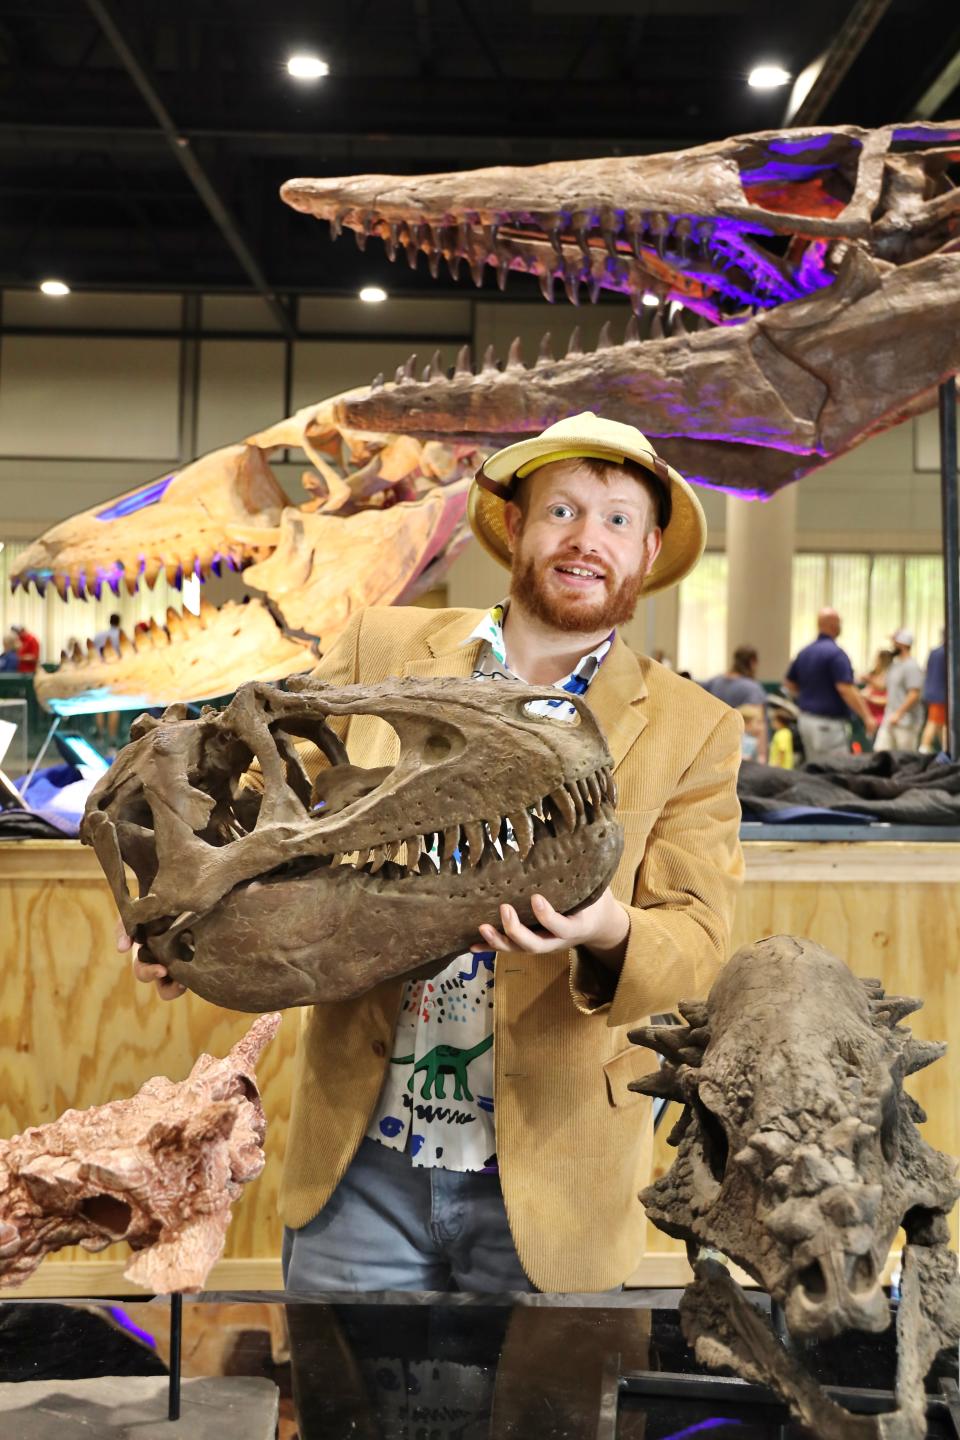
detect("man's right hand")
[115,913,187,1002]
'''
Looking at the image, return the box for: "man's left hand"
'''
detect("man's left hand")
[473,887,629,957]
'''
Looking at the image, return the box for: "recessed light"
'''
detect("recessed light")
[359,286,387,304]
[40,279,70,297]
[748,64,791,89]
[287,54,330,80]
[641,291,660,308]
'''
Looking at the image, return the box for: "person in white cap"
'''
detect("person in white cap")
[125,412,744,1296]
[876,628,924,752]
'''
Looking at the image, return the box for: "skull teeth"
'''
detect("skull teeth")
[315,766,615,875]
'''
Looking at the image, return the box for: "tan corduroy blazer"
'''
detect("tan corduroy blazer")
[280,605,744,1292]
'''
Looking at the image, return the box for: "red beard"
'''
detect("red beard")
[510,551,648,632]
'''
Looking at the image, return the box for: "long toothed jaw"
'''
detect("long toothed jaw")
[257,763,618,887]
[298,200,829,324]
[10,544,270,602]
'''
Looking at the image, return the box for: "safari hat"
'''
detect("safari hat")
[468,412,707,595]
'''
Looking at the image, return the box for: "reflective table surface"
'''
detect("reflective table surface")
[1,1292,957,1439]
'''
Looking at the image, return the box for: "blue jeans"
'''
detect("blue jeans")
[282,1136,536,1293]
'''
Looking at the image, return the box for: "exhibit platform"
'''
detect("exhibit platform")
[1,1293,958,1439]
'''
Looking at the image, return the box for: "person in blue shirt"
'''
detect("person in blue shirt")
[920,635,946,754]
[784,607,877,762]
[0,632,19,672]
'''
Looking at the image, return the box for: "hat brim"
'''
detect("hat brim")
[468,433,707,596]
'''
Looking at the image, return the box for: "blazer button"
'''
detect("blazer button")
[371,1039,387,1058]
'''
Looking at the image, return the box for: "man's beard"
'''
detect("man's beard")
[510,550,648,632]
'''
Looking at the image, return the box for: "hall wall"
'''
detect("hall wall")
[0,288,948,672]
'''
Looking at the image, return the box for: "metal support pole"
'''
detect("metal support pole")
[168,1292,182,1421]
[939,377,959,758]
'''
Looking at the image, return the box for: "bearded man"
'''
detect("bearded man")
[129,412,744,1294]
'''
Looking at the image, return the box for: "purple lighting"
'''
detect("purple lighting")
[95,474,175,523]
[740,162,836,185]
[107,1304,157,1350]
[659,1421,743,1440]
[768,132,849,155]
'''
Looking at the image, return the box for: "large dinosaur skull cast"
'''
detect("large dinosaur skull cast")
[631,936,960,1440]
[82,676,622,1011]
[11,122,959,711]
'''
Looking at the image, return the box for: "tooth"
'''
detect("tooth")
[537,332,554,365]
[54,574,69,600]
[403,837,422,869]
[497,257,510,290]
[510,809,534,859]
[567,781,585,823]
[445,252,462,281]
[330,853,345,868]
[563,268,580,306]
[355,849,371,870]
[369,845,389,874]
[487,816,501,847]
[386,222,399,261]
[462,821,485,867]
[566,326,582,356]
[428,248,440,278]
[166,607,183,640]
[124,572,139,596]
[577,778,593,814]
[455,344,472,376]
[482,345,497,373]
[440,824,461,864]
[470,258,485,287]
[538,268,556,303]
[430,349,443,378]
[507,336,523,369]
[403,353,417,381]
[597,321,613,350]
[587,774,603,809]
[549,788,577,832]
[587,273,602,305]
[625,315,641,344]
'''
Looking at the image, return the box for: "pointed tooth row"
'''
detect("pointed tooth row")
[54,602,219,669]
[313,766,616,874]
[14,549,258,602]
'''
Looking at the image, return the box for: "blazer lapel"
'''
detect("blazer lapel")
[400,608,486,680]
[585,633,649,770]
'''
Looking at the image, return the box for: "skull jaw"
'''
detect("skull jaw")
[149,818,623,1010]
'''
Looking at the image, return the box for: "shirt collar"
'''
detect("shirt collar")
[463,599,613,687]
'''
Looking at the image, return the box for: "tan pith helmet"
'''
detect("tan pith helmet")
[468,412,707,595]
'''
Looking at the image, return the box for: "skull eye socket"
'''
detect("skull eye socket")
[694,1095,730,1183]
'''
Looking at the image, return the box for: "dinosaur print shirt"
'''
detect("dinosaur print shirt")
[368,601,612,1172]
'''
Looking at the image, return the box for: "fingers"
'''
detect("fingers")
[131,952,187,1001]
[477,896,570,954]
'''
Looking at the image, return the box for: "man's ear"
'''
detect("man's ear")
[643,527,663,571]
[503,500,523,554]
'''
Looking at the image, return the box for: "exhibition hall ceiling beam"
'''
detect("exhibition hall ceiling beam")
[912,29,960,119]
[82,0,296,341]
[788,0,895,126]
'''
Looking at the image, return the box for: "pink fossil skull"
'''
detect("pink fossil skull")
[0,1014,279,1295]
[82,675,622,1012]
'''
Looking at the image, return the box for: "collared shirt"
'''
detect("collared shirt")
[785,634,855,718]
[367,601,612,1172]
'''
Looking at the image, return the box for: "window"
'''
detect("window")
[677,551,728,678]
[791,552,943,675]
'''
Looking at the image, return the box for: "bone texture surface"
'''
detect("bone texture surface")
[0,1014,279,1294]
[11,122,959,714]
[81,676,622,1011]
[630,935,960,1439]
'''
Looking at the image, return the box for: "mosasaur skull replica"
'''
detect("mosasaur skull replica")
[631,936,960,1440]
[83,675,622,1011]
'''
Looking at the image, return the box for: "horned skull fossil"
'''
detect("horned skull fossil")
[82,675,622,1012]
[0,1013,279,1295]
[631,936,960,1439]
[11,121,960,713]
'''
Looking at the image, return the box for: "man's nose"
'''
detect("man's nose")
[566,514,604,551]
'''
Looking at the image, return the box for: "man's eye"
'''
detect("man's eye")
[609,513,630,527]
[549,504,574,519]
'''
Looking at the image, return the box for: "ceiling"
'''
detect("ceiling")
[1,0,958,321]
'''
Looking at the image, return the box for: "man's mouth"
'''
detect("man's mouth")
[553,562,606,588]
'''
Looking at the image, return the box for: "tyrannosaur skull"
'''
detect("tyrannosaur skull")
[631,935,960,1439]
[82,675,622,1011]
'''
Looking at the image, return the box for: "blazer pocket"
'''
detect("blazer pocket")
[603,1045,659,1108]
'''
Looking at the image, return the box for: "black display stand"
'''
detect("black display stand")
[168,1293,182,1422]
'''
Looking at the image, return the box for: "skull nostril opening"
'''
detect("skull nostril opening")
[80,1194,132,1237]
[175,930,195,962]
[798,1260,827,1301]
[850,1253,875,1293]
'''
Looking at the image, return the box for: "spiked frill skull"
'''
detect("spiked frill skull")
[632,936,960,1440]
[83,675,622,1011]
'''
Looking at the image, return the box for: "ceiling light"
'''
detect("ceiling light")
[748,64,791,90]
[39,279,70,297]
[641,291,660,308]
[286,54,330,80]
[359,286,387,304]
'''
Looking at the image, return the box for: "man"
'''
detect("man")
[785,608,876,761]
[920,634,946,754]
[11,623,39,674]
[124,412,744,1294]
[876,628,923,753]
[702,645,768,762]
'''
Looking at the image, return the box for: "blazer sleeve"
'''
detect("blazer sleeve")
[569,705,744,1024]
